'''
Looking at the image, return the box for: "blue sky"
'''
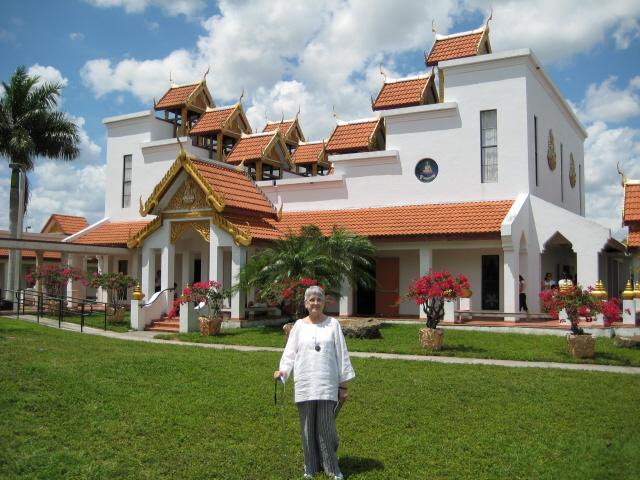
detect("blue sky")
[1,0,639,240]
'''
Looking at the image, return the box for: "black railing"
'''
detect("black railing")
[1,287,123,332]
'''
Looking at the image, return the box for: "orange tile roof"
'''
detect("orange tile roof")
[292,143,325,165]
[325,120,380,155]
[373,77,428,111]
[263,121,293,136]
[269,201,513,239]
[627,230,640,248]
[226,134,275,164]
[225,217,283,241]
[426,32,484,66]
[0,249,61,260]
[189,107,234,135]
[191,160,277,215]
[41,214,89,235]
[623,184,640,225]
[155,84,199,110]
[73,221,151,247]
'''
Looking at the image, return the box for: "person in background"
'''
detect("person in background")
[273,286,354,480]
[519,275,529,313]
[541,272,556,291]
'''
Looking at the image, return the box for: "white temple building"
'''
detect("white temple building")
[1,19,630,330]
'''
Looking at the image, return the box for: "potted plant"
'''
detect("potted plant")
[539,284,621,358]
[84,272,139,323]
[397,268,470,350]
[178,281,230,335]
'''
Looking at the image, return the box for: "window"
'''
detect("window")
[122,155,132,208]
[534,116,538,186]
[481,110,498,182]
[560,144,564,202]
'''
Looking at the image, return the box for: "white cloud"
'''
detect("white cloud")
[27,64,68,88]
[70,32,85,41]
[613,17,640,49]
[82,0,206,18]
[584,121,640,239]
[571,76,640,124]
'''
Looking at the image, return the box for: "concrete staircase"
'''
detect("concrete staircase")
[145,317,179,333]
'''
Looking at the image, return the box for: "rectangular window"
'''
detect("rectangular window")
[560,144,564,202]
[481,110,498,183]
[122,154,132,208]
[534,116,538,186]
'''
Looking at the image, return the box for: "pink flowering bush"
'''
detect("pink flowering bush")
[26,264,84,297]
[176,281,230,320]
[397,268,470,329]
[83,272,139,306]
[539,285,621,335]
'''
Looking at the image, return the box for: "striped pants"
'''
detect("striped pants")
[296,400,341,477]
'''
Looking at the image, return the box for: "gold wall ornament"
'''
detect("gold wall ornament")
[171,220,211,244]
[166,176,208,211]
[547,129,556,171]
[622,280,635,300]
[569,153,577,188]
[211,211,252,246]
[634,281,640,299]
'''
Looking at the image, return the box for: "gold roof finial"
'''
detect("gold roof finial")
[617,162,628,186]
[280,112,284,124]
[485,7,493,30]
[296,105,301,119]
[235,157,246,172]
[169,71,175,86]
[431,19,438,35]
[203,65,210,81]
[370,93,375,109]
[265,109,270,122]
[332,104,339,122]
[238,86,244,105]
[379,63,387,82]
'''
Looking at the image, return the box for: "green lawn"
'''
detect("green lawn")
[155,323,640,367]
[1,317,639,479]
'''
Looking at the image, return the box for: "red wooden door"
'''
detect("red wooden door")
[375,257,399,317]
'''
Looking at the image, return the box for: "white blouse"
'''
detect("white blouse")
[279,317,355,403]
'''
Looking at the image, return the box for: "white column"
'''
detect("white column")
[622,299,636,325]
[418,247,433,320]
[338,280,353,317]
[502,246,518,321]
[230,243,246,320]
[443,298,458,323]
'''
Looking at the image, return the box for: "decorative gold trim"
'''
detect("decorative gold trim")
[163,211,210,219]
[127,214,163,248]
[211,211,252,246]
[171,220,210,244]
[139,149,226,216]
[277,203,283,221]
[547,129,556,171]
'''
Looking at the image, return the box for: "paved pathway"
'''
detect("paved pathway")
[6,314,640,375]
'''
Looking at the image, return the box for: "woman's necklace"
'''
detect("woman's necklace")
[314,324,321,351]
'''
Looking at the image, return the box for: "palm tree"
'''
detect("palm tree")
[236,225,377,318]
[0,66,80,296]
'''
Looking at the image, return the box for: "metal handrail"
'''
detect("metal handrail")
[139,287,175,308]
[1,287,122,332]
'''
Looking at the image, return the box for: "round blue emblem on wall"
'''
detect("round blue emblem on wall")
[415,158,438,183]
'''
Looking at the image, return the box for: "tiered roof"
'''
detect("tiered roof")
[225,131,293,169]
[325,118,384,155]
[292,142,327,166]
[372,71,438,111]
[72,221,151,247]
[621,182,640,249]
[271,201,513,240]
[40,214,89,235]
[263,117,305,146]
[425,24,491,66]
[189,103,251,136]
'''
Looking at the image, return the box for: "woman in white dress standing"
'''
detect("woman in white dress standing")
[274,286,355,480]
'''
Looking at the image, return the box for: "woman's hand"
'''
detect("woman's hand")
[274,370,287,380]
[338,385,349,403]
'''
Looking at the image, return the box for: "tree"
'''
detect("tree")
[236,225,377,317]
[0,66,80,296]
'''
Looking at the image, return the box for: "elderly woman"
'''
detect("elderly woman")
[274,286,355,480]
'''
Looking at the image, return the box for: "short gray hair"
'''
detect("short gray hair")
[304,286,325,302]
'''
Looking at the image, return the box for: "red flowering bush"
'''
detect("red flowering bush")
[539,285,621,335]
[263,277,332,319]
[26,264,85,297]
[397,268,470,329]
[177,281,230,319]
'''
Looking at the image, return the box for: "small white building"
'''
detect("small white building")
[44,21,628,329]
